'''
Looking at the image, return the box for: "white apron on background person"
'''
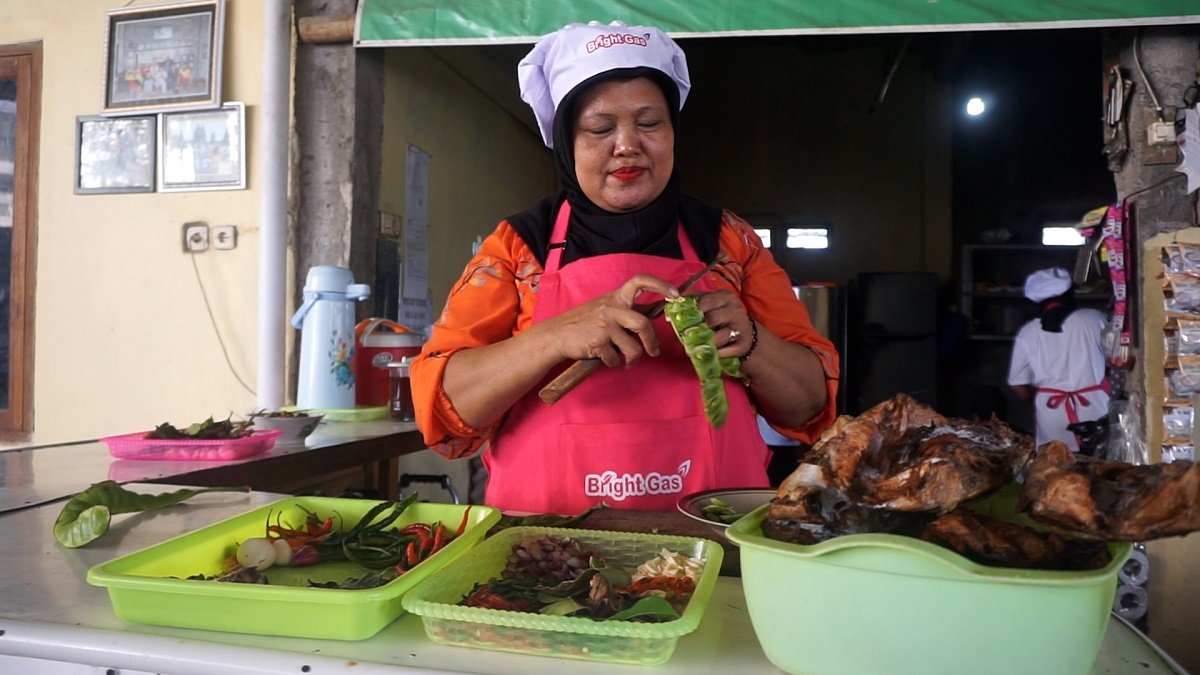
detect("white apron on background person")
[1007,308,1110,451]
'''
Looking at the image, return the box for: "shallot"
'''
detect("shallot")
[236,536,277,570]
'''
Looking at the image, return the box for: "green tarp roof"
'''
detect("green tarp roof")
[356,0,1199,46]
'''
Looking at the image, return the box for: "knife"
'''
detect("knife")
[537,259,720,405]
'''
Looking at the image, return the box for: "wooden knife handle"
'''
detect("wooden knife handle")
[536,290,693,405]
[539,358,604,404]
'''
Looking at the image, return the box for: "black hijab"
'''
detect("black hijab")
[508,67,722,268]
[1037,286,1078,333]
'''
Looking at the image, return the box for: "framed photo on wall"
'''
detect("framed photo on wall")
[158,102,246,192]
[102,0,225,115]
[74,115,157,194]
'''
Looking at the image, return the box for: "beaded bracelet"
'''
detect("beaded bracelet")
[739,318,759,363]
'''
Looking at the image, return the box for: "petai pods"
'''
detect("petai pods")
[664,296,744,427]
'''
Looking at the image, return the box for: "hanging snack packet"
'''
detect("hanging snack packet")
[1177,318,1200,355]
[1166,273,1200,314]
[1161,444,1195,462]
[1163,243,1185,275]
[1178,241,1200,277]
[1162,405,1194,443]
[1167,355,1200,398]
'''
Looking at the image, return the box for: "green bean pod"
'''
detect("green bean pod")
[665,296,743,427]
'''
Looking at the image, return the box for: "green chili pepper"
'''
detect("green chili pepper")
[316,494,422,568]
[53,480,248,548]
[323,493,418,547]
[665,296,744,427]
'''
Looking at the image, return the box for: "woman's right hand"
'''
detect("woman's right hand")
[441,273,679,430]
[541,273,680,367]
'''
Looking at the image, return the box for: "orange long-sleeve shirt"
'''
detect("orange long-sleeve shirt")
[410,210,840,459]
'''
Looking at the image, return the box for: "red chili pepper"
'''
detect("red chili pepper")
[464,585,536,611]
[399,522,432,538]
[624,575,696,600]
[454,505,472,537]
[403,526,432,554]
[316,516,334,536]
[430,524,447,554]
[405,540,420,567]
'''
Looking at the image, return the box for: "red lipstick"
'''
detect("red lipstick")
[611,167,645,181]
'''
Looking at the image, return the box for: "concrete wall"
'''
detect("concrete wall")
[0,0,268,442]
[1114,27,1200,675]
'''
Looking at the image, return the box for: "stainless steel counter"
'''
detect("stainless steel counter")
[0,487,1187,675]
[0,420,421,513]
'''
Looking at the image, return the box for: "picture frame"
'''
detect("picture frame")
[102,0,225,115]
[74,115,157,194]
[157,102,246,192]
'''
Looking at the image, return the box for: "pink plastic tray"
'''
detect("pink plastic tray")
[101,429,282,461]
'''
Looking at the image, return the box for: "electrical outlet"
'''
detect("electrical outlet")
[1147,121,1177,146]
[213,225,238,250]
[183,222,209,252]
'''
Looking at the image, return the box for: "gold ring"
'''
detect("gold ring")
[728,329,742,342]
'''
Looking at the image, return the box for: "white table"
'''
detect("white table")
[0,487,1187,675]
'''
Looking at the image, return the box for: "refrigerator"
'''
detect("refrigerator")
[845,272,939,414]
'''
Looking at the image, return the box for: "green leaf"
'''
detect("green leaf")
[53,504,112,549]
[185,417,216,436]
[53,481,248,548]
[595,564,633,588]
[540,597,586,616]
[608,595,680,622]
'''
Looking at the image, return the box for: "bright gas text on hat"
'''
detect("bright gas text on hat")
[586,33,649,53]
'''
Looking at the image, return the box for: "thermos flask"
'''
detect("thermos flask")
[291,266,371,411]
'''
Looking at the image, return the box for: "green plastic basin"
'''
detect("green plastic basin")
[725,487,1131,675]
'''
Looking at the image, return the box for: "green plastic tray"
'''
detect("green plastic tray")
[87,496,499,641]
[725,484,1132,675]
[402,526,724,666]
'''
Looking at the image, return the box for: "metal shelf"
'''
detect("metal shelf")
[960,243,1107,339]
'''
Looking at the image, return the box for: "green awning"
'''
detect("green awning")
[356,0,1199,47]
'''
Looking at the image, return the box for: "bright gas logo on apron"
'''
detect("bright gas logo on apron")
[584,460,691,501]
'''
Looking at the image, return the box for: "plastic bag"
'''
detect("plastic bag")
[1109,396,1148,465]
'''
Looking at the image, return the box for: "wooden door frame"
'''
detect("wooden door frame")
[0,41,41,434]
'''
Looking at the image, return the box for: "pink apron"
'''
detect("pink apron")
[1037,379,1111,449]
[483,203,769,514]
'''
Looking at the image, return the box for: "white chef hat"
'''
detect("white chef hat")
[518,20,691,148]
[1024,267,1073,302]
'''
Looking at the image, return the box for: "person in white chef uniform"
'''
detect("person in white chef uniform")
[1007,267,1110,453]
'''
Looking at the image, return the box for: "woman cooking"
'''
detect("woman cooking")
[410,21,838,514]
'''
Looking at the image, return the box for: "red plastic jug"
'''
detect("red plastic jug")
[353,319,425,407]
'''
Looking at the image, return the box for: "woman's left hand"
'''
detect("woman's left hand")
[693,289,754,360]
[693,289,827,428]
